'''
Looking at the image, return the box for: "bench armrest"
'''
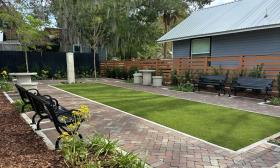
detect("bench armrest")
[27,88,40,95]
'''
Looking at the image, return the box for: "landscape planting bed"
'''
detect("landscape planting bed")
[0,93,65,168]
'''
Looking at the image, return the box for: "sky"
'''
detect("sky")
[207,0,235,7]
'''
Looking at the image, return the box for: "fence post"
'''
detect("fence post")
[156,59,158,74]
[204,57,208,74]
[240,55,245,72]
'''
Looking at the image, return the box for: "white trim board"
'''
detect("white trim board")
[49,85,280,154]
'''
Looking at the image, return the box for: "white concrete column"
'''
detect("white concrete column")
[66,52,75,84]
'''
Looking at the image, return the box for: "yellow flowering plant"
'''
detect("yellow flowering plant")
[0,70,8,80]
[60,105,90,167]
[60,105,90,138]
[0,70,13,92]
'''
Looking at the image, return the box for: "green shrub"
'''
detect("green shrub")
[116,68,125,79]
[239,69,247,77]
[270,97,280,106]
[40,69,50,79]
[184,70,192,83]
[77,66,92,78]
[61,135,146,168]
[171,70,178,86]
[172,82,194,92]
[13,100,32,113]
[112,152,146,168]
[104,67,112,78]
[249,64,265,78]
[212,66,224,75]
[128,66,138,79]
[0,70,13,92]
[268,139,280,146]
[0,81,13,92]
[54,70,66,79]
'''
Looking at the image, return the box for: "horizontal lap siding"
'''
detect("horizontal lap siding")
[212,28,280,56]
[173,40,190,58]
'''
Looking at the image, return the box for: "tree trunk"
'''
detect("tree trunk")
[24,49,29,72]
[163,43,167,59]
[93,49,97,80]
[163,18,168,59]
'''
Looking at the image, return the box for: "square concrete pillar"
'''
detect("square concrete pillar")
[66,52,75,84]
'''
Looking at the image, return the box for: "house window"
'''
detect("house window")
[73,44,81,53]
[191,38,211,56]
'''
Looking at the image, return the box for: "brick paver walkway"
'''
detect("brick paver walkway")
[21,81,280,168]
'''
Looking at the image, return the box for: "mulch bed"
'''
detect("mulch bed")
[0,93,65,168]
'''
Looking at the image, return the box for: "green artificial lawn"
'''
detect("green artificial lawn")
[56,83,280,150]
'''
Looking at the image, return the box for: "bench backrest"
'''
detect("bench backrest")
[235,77,273,88]
[27,92,66,132]
[26,91,50,117]
[15,84,29,103]
[199,75,227,84]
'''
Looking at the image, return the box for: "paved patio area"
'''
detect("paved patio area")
[9,79,280,168]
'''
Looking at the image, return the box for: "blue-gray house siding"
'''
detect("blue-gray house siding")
[173,40,190,58]
[173,28,280,58]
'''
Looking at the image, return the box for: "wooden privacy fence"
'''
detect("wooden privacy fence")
[100,54,280,84]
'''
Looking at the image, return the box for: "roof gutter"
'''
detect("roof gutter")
[157,23,280,43]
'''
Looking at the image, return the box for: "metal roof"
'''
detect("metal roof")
[158,0,280,42]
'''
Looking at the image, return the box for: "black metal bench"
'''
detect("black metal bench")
[15,84,40,113]
[27,92,83,149]
[15,84,55,127]
[230,77,273,101]
[194,75,227,96]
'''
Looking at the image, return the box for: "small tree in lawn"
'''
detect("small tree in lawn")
[79,0,108,80]
[17,15,47,72]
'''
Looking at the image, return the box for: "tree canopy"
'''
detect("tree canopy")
[2,0,212,60]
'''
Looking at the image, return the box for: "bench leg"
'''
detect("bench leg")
[36,117,44,130]
[234,88,237,96]
[264,90,271,102]
[55,136,62,150]
[228,88,232,97]
[192,84,197,92]
[31,113,38,125]
[217,86,222,96]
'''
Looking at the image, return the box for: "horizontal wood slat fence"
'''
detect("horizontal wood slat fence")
[100,55,280,86]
